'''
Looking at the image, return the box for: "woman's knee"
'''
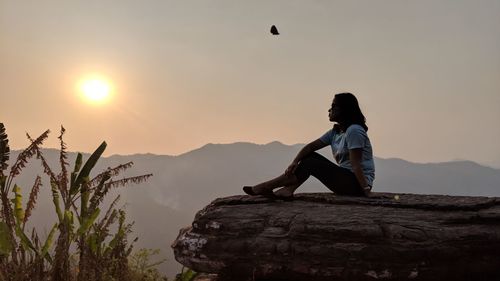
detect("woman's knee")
[300,152,329,169]
[300,152,322,165]
[307,151,323,159]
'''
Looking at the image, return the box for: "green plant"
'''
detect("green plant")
[0,123,153,281]
[129,248,168,281]
[175,267,198,281]
[1,124,51,280]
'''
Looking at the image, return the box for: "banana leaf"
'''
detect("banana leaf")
[0,174,6,191]
[88,233,98,255]
[74,142,106,189]
[41,223,58,263]
[0,221,13,256]
[0,123,9,174]
[64,210,74,229]
[51,182,63,222]
[80,184,90,218]
[69,153,83,196]
[15,223,37,253]
[73,152,82,173]
[77,208,100,236]
[12,184,25,223]
[69,172,77,196]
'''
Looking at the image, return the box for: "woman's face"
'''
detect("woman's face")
[328,98,341,122]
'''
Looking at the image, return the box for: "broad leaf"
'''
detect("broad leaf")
[88,233,98,254]
[73,152,82,174]
[69,153,83,196]
[15,224,37,253]
[12,184,25,223]
[74,142,106,188]
[41,223,58,260]
[0,123,9,174]
[0,222,13,256]
[64,210,74,227]
[51,182,63,222]
[77,208,100,236]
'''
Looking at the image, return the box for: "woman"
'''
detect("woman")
[243,92,374,199]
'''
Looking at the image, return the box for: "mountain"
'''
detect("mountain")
[7,142,500,277]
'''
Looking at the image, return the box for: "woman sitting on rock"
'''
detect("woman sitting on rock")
[244,92,374,199]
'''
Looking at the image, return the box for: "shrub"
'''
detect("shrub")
[0,123,152,281]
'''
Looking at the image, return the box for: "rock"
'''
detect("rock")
[172,192,500,281]
[192,273,219,281]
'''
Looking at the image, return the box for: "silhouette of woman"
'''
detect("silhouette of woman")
[243,93,374,199]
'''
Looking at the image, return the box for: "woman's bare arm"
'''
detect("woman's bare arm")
[349,148,371,196]
[285,139,328,175]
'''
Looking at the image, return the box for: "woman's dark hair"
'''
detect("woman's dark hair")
[333,92,368,132]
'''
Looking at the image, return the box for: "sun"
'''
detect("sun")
[78,76,112,104]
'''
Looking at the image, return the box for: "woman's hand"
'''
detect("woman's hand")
[362,186,372,197]
[349,148,371,196]
[285,139,327,176]
[285,161,299,176]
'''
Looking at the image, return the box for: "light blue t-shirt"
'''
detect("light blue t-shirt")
[319,124,375,186]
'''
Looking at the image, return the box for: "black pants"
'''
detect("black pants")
[294,152,365,196]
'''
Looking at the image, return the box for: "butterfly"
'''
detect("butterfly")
[270,25,279,35]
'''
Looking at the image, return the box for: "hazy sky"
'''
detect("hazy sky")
[1,0,499,166]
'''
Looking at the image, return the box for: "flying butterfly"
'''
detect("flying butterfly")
[270,25,279,35]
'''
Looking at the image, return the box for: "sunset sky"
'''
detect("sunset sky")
[1,0,499,167]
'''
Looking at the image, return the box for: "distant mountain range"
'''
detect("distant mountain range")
[8,142,500,277]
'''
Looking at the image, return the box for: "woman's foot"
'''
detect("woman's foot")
[273,185,296,200]
[243,186,275,198]
[243,186,257,195]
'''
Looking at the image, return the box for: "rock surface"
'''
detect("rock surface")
[172,193,500,281]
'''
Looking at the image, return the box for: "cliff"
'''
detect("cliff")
[172,193,500,281]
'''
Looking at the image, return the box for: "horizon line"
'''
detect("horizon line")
[8,142,499,169]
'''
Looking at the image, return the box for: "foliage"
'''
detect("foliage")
[129,248,168,281]
[175,267,198,281]
[0,123,153,280]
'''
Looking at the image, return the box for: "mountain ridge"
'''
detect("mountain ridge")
[15,142,499,171]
